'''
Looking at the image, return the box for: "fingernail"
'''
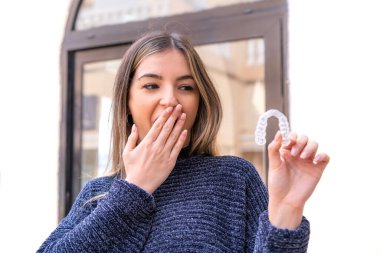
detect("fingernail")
[166,107,173,113]
[313,154,321,163]
[132,124,136,132]
[291,147,298,156]
[300,151,307,159]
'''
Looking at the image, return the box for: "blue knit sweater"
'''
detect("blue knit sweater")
[38,153,310,252]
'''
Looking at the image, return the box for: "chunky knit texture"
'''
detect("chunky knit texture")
[38,153,310,252]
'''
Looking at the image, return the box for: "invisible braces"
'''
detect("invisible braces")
[255,109,290,146]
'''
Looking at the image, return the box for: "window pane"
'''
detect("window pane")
[76,0,263,30]
[81,59,120,187]
[195,38,266,180]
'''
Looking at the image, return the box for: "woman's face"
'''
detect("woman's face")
[128,49,200,146]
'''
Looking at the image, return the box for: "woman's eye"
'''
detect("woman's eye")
[179,85,194,91]
[143,84,159,90]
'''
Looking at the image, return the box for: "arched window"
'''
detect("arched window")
[60,0,288,219]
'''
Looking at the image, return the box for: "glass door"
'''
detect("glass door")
[72,46,127,196]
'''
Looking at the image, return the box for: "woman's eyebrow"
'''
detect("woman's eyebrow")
[137,74,194,81]
[176,75,194,81]
[137,73,163,80]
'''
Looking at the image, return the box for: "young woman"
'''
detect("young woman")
[38,31,330,252]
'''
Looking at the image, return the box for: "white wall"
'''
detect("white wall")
[0,1,70,252]
[289,1,380,252]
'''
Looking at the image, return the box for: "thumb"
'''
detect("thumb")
[125,124,138,152]
[268,131,283,169]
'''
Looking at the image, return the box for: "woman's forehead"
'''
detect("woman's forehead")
[134,50,191,76]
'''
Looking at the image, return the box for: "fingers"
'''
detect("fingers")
[137,104,186,156]
[281,132,297,150]
[163,112,186,150]
[155,104,183,146]
[170,129,188,160]
[289,134,308,157]
[313,152,330,165]
[282,132,329,166]
[144,106,174,142]
[268,131,283,168]
[124,124,138,152]
[299,140,318,160]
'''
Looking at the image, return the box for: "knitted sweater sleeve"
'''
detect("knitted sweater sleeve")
[242,160,310,253]
[37,178,155,253]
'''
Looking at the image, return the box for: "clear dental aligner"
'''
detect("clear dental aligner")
[255,109,290,146]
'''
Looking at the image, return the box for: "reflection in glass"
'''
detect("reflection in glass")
[76,0,263,30]
[80,38,266,188]
[195,39,266,179]
[81,59,120,187]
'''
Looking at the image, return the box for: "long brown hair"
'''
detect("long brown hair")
[108,31,222,178]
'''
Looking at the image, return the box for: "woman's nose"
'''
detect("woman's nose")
[159,89,179,107]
